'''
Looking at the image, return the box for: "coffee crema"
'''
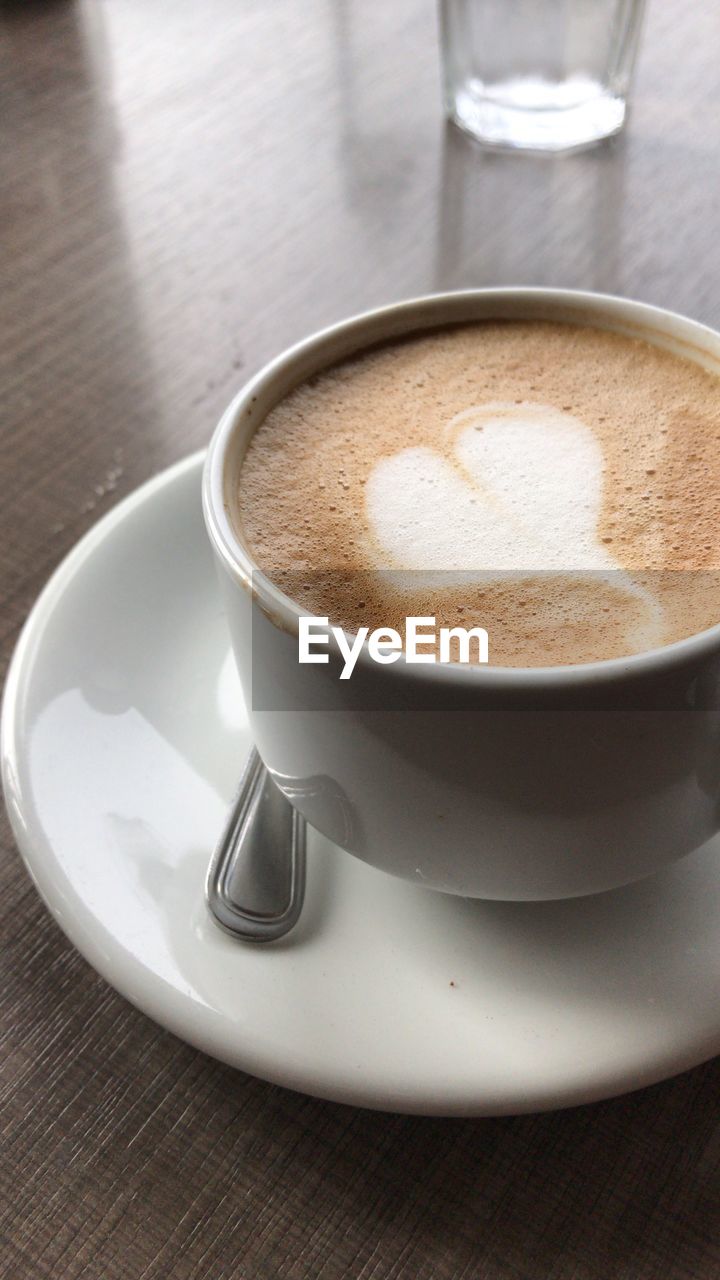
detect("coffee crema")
[233,321,720,666]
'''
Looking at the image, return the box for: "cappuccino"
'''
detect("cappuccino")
[234,321,720,666]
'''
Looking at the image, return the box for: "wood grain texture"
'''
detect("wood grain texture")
[1,1,719,1276]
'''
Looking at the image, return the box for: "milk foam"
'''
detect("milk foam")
[366,404,613,572]
[365,402,663,648]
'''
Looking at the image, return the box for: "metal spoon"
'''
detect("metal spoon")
[206,748,307,942]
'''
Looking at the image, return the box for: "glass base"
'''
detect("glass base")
[448,75,627,152]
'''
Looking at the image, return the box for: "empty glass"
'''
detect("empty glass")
[439,0,646,152]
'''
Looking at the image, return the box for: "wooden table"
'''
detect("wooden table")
[2,2,718,1276]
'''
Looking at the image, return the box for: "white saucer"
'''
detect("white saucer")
[3,453,719,1115]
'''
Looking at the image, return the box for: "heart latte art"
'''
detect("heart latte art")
[235,322,720,666]
[367,401,622,574]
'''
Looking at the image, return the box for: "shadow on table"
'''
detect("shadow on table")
[226,1054,719,1278]
[435,121,627,296]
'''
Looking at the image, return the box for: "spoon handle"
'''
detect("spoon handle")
[206,748,307,942]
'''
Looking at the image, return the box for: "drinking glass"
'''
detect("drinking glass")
[439,0,646,152]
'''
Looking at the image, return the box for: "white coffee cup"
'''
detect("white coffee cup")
[203,289,720,900]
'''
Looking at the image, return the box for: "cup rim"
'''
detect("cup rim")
[203,286,720,688]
